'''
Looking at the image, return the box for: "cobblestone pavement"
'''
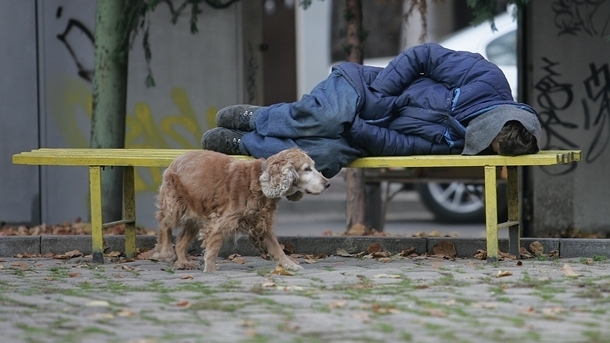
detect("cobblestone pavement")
[1,254,610,343]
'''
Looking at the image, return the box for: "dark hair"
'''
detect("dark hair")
[497,121,539,156]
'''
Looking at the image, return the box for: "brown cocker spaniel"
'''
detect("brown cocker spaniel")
[151,148,330,272]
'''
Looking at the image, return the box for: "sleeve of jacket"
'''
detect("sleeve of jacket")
[370,43,486,96]
[347,117,453,156]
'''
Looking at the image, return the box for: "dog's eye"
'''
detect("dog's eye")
[304,166,312,172]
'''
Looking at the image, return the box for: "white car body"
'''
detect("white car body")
[363,11,518,99]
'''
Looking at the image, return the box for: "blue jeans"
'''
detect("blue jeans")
[241,70,363,178]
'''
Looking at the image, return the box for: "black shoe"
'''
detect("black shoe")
[216,105,261,130]
[201,128,246,155]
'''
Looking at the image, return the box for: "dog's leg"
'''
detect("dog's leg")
[202,222,231,273]
[173,219,200,270]
[258,231,303,271]
[151,221,176,262]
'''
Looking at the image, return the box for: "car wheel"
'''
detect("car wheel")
[416,182,507,223]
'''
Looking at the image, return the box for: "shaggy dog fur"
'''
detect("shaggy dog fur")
[151,148,330,272]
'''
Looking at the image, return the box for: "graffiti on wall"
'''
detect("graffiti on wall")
[533,2,610,175]
[551,0,610,38]
[53,5,217,193]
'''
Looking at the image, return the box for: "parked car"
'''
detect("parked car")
[363,12,517,223]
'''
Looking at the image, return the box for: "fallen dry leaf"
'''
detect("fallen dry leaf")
[65,250,83,258]
[228,254,246,265]
[270,266,293,276]
[67,272,81,278]
[428,230,442,237]
[180,275,194,280]
[371,251,391,258]
[116,308,137,317]
[175,300,190,307]
[372,274,401,279]
[432,241,457,257]
[398,247,416,257]
[371,304,401,314]
[367,242,383,255]
[104,251,121,258]
[120,265,139,272]
[10,261,30,269]
[240,319,256,327]
[561,263,580,277]
[328,300,348,309]
[277,285,303,291]
[261,281,276,288]
[529,241,544,256]
[346,223,367,236]
[496,270,513,278]
[473,249,487,260]
[499,252,516,260]
[136,249,155,260]
[520,247,533,259]
[542,307,565,315]
[428,309,447,317]
[472,302,499,309]
[335,248,353,257]
[86,300,110,307]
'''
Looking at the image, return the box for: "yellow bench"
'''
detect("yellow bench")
[12,148,581,263]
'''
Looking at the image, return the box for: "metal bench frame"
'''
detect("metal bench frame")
[13,148,581,263]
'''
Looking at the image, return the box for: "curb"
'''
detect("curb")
[0,235,608,259]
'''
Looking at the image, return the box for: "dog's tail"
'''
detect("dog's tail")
[155,171,188,226]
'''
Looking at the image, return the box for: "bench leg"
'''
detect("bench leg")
[90,166,104,263]
[506,166,520,257]
[484,166,499,262]
[124,166,136,259]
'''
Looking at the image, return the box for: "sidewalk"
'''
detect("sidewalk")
[1,253,609,343]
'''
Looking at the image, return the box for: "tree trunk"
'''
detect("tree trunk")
[91,0,129,223]
[343,0,371,233]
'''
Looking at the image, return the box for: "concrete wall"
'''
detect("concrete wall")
[525,0,610,234]
[0,1,40,225]
[1,0,263,229]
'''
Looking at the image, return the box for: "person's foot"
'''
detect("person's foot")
[201,128,246,155]
[215,105,261,130]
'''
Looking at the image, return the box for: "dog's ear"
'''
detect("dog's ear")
[285,191,303,202]
[260,156,297,198]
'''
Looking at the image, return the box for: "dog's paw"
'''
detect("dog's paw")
[174,261,200,270]
[281,260,304,271]
[151,251,176,262]
[203,263,217,273]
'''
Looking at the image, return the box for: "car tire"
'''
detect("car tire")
[416,182,508,223]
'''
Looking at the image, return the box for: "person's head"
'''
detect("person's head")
[492,121,540,155]
[463,105,542,156]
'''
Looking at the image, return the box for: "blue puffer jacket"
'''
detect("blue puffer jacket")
[334,43,533,156]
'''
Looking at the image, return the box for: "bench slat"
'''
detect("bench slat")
[13,149,581,168]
